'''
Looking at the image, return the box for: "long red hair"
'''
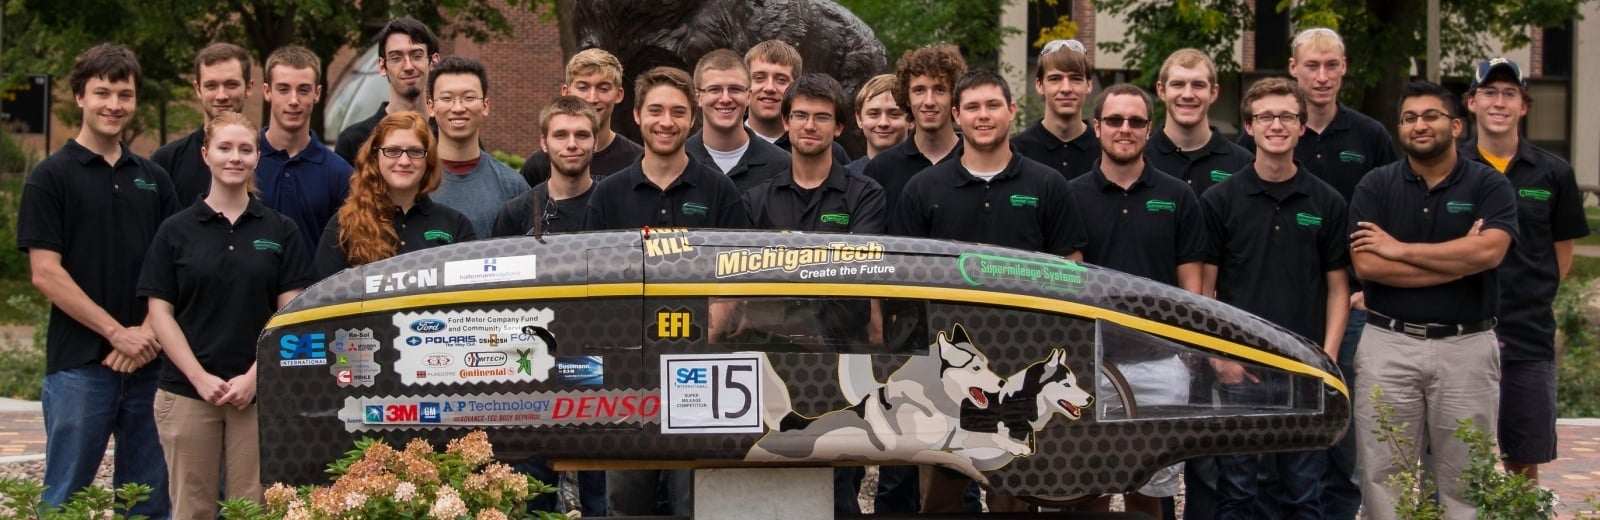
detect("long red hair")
[337,111,441,266]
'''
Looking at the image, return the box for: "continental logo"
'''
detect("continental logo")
[1009,195,1038,208]
[1446,201,1475,214]
[1295,212,1323,228]
[253,239,282,252]
[1339,151,1365,164]
[820,213,851,226]
[424,230,455,243]
[1209,170,1232,183]
[1145,199,1176,212]
[1518,188,1551,201]
[715,242,885,278]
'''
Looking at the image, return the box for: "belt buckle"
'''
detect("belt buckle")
[1401,322,1430,340]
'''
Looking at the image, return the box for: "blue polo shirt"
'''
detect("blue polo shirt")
[257,129,353,255]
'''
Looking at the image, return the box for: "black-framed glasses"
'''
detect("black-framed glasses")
[376,146,428,159]
[1097,116,1151,129]
[1250,113,1302,126]
[1400,110,1452,125]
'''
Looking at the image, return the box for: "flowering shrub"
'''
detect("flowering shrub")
[220,431,565,520]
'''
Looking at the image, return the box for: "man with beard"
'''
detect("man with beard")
[495,96,598,236]
[848,74,911,174]
[685,49,790,191]
[1146,49,1253,196]
[257,46,353,254]
[891,70,1086,513]
[521,49,642,187]
[864,44,966,215]
[335,17,440,164]
[152,42,254,203]
[745,40,850,164]
[1348,81,1517,520]
[1013,39,1099,179]
[1066,84,1203,519]
[1200,77,1350,520]
[1462,58,1589,485]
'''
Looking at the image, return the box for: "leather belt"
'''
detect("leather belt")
[1368,311,1496,340]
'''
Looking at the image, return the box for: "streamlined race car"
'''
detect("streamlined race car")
[256,229,1349,500]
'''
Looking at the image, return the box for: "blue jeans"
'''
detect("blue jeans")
[1322,309,1365,520]
[1214,374,1324,520]
[42,363,169,519]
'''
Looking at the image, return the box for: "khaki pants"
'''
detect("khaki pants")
[154,390,262,520]
[1352,326,1499,520]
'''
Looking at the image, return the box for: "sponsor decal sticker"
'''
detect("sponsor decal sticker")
[661,354,765,434]
[958,253,1087,294]
[328,328,381,387]
[278,332,328,366]
[650,308,700,341]
[443,255,538,287]
[714,242,889,279]
[644,228,695,258]
[555,356,605,386]
[392,308,557,385]
[365,268,438,294]
[339,390,659,431]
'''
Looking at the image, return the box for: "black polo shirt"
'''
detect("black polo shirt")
[745,164,887,234]
[1348,158,1519,325]
[583,156,752,230]
[150,126,212,204]
[863,137,963,217]
[492,182,593,237]
[773,134,851,166]
[1012,120,1100,180]
[1145,127,1255,196]
[16,140,181,373]
[520,134,643,188]
[334,102,388,165]
[686,128,792,191]
[1463,139,1592,360]
[889,152,1086,256]
[1239,104,1397,201]
[1201,165,1349,341]
[138,199,314,400]
[313,197,477,278]
[1066,164,1205,286]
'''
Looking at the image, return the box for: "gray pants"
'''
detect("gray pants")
[1352,325,1499,520]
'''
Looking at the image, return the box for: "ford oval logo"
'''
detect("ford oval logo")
[464,352,508,367]
[410,319,447,333]
[424,353,452,367]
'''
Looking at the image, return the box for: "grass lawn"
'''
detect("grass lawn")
[1580,206,1600,246]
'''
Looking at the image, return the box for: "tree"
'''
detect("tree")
[836,0,1018,70]
[1096,0,1255,88]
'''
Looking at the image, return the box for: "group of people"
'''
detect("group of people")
[14,13,1590,520]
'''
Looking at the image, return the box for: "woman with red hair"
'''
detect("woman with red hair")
[315,111,475,278]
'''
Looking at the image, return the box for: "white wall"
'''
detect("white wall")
[1574,2,1600,188]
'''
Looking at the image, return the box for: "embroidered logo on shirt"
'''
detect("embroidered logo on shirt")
[1338,151,1365,164]
[1295,212,1323,228]
[1209,170,1232,183]
[424,230,455,243]
[133,178,158,192]
[253,239,283,252]
[1517,188,1552,201]
[1145,199,1176,212]
[682,202,709,216]
[820,213,851,225]
[1446,201,1475,214]
[1009,195,1039,208]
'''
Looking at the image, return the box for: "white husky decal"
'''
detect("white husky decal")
[746,325,1093,480]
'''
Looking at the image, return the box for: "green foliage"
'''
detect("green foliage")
[493,150,527,171]
[1557,276,1600,417]
[0,132,38,175]
[1456,418,1557,519]
[1369,385,1445,519]
[0,291,48,400]
[1096,0,1254,88]
[0,173,32,282]
[835,0,1019,70]
[0,477,152,519]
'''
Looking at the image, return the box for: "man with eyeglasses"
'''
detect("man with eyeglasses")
[1198,77,1350,520]
[423,56,529,238]
[257,45,353,254]
[891,70,1087,514]
[1065,83,1203,520]
[1348,81,1518,520]
[865,44,966,216]
[1146,49,1253,196]
[521,49,642,188]
[745,40,851,165]
[685,49,791,191]
[1013,39,1100,180]
[495,96,598,237]
[1462,58,1590,486]
[335,17,440,165]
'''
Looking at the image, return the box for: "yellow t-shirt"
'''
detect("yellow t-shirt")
[1478,146,1512,173]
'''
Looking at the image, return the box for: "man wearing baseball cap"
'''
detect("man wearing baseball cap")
[1463,57,1590,484]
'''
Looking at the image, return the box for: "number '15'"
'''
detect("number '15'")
[710,365,753,420]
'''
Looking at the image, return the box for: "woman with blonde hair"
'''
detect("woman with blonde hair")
[138,111,314,519]
[315,111,475,277]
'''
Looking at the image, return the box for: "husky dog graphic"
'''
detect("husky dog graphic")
[746,325,1093,480]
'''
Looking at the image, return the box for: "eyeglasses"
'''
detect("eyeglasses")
[1097,116,1150,129]
[376,146,428,159]
[698,85,749,97]
[434,96,484,107]
[1041,39,1087,56]
[1400,110,1452,125]
[1250,113,1302,126]
[787,112,835,125]
[385,50,429,65]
